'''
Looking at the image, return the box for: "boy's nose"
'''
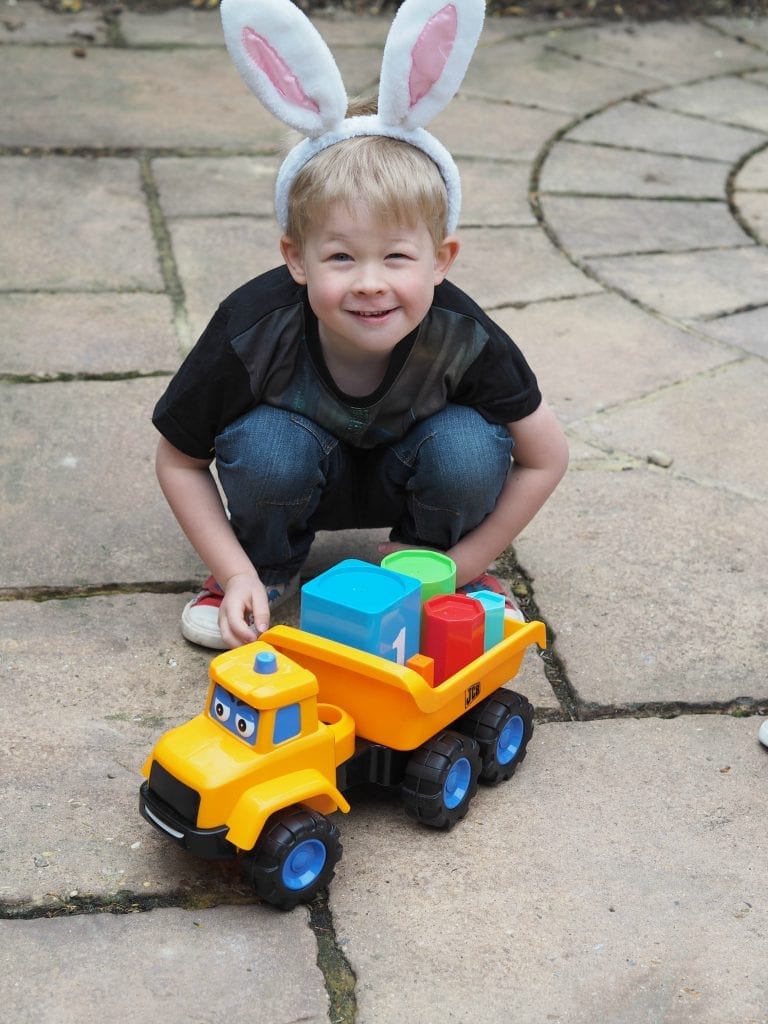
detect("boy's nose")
[352,263,385,293]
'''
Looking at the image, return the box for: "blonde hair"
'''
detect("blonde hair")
[284,98,449,252]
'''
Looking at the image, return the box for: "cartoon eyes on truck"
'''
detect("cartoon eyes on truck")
[210,684,303,746]
[210,685,259,742]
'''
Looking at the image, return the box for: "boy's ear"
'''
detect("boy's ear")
[434,235,460,284]
[280,235,307,284]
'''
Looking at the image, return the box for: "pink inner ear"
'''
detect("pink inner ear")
[408,4,458,107]
[242,28,320,113]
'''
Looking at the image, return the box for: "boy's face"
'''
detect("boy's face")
[281,202,458,366]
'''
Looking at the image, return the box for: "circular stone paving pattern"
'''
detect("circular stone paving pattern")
[535,71,768,360]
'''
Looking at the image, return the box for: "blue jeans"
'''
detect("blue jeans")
[215,404,513,584]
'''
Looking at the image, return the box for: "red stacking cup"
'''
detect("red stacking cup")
[422,594,485,685]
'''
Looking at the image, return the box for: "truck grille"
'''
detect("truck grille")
[148,761,200,825]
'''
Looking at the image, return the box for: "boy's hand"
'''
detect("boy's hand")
[377,541,434,559]
[219,572,271,647]
[378,540,485,590]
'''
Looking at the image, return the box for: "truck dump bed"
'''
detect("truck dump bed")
[263,618,546,751]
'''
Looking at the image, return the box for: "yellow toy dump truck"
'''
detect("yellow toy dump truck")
[140,614,545,910]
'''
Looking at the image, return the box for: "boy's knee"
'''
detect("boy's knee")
[416,406,512,485]
[216,405,336,499]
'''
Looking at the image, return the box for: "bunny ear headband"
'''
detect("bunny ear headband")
[220,0,485,234]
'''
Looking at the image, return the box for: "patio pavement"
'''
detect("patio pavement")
[1,3,767,1022]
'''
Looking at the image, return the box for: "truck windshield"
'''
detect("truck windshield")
[209,684,259,746]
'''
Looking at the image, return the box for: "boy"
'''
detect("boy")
[154,125,568,650]
[152,0,569,651]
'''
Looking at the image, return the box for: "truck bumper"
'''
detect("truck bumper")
[139,781,237,860]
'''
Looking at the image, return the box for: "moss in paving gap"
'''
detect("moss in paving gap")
[100,4,127,46]
[494,547,582,721]
[308,891,357,1024]
[0,580,202,602]
[0,889,256,921]
[137,153,192,353]
[576,699,768,722]
[0,370,171,385]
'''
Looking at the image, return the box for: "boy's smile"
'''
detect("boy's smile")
[282,202,458,393]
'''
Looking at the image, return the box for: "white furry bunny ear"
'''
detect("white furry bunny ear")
[220,0,347,137]
[379,0,485,131]
[221,0,484,232]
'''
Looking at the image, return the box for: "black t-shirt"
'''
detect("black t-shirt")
[153,265,541,459]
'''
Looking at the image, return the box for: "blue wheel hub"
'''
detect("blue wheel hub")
[443,756,472,809]
[496,715,524,765]
[282,839,327,891]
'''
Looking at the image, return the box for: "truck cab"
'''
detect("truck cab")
[140,642,354,865]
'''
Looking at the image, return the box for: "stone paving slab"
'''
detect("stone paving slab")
[539,195,747,257]
[735,146,768,189]
[0,906,328,1024]
[575,358,768,500]
[119,7,235,46]
[566,100,766,160]
[0,593,212,901]
[450,226,602,309]
[651,76,768,134]
[0,293,178,377]
[464,36,657,112]
[0,156,161,292]
[515,467,767,708]
[0,0,107,44]
[539,141,730,198]
[332,717,768,1024]
[431,95,574,162]
[544,19,768,82]
[584,247,768,320]
[152,155,277,218]
[168,216,283,343]
[733,190,768,243]
[0,378,202,590]
[494,292,734,424]
[709,15,768,47]
[685,306,768,359]
[0,47,283,151]
[457,159,537,226]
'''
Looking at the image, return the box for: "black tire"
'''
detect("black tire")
[243,805,342,910]
[401,730,481,830]
[456,688,534,785]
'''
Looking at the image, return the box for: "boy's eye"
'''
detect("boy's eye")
[329,252,352,262]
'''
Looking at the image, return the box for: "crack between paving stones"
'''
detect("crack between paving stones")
[553,138,738,163]
[0,145,281,159]
[700,299,768,320]
[308,893,357,1024]
[703,18,768,54]
[138,154,192,355]
[0,370,172,385]
[576,698,768,721]
[493,547,581,721]
[0,890,256,921]
[726,140,768,243]
[0,581,202,603]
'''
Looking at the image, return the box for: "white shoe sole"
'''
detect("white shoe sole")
[181,598,229,650]
[759,720,768,748]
